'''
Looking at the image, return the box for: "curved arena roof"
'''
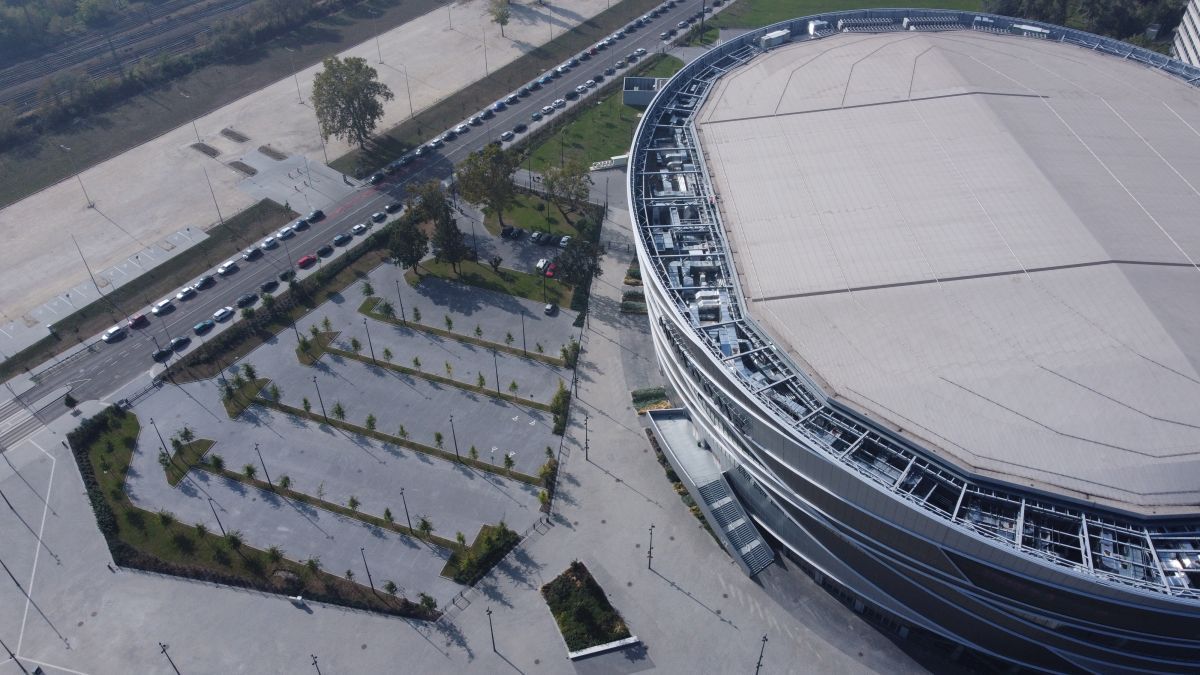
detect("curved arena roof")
[691,28,1200,515]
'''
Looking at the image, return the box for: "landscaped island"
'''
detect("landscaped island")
[542,561,632,653]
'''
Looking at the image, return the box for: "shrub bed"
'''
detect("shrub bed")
[541,561,631,652]
[440,523,521,585]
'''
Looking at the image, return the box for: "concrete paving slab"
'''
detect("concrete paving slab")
[0,0,615,360]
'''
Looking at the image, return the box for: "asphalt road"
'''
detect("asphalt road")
[0,0,712,446]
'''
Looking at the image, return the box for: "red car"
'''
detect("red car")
[544,262,557,278]
[127,313,148,329]
[297,254,317,268]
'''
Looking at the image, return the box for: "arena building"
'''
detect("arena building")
[630,11,1200,672]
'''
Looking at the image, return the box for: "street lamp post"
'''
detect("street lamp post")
[449,414,460,459]
[285,46,303,103]
[159,642,181,675]
[207,498,226,536]
[0,636,29,674]
[584,411,589,461]
[360,546,375,592]
[149,418,168,453]
[492,350,501,396]
[520,310,527,355]
[398,63,414,119]
[312,376,328,422]
[311,654,322,674]
[447,0,453,29]
[254,442,272,487]
[755,635,768,674]
[399,487,413,531]
[58,144,94,208]
[647,523,655,569]
[362,318,377,363]
[394,279,407,324]
[201,166,224,225]
[486,606,496,652]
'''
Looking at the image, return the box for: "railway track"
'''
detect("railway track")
[0,0,256,111]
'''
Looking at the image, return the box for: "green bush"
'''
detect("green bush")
[541,561,631,651]
[449,524,520,585]
[550,381,572,435]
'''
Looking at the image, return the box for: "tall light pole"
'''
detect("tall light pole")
[285,46,303,103]
[312,375,328,422]
[159,642,181,675]
[58,144,94,208]
[584,411,589,462]
[399,487,413,531]
[360,546,375,592]
[486,606,496,652]
[492,350,500,396]
[311,654,322,675]
[647,523,655,569]
[755,635,768,674]
[520,310,526,355]
[149,417,168,453]
[449,414,460,459]
[482,32,489,76]
[207,497,226,536]
[447,0,453,29]
[394,279,407,324]
[0,636,29,674]
[201,165,224,225]
[362,317,377,363]
[398,63,414,119]
[254,442,272,487]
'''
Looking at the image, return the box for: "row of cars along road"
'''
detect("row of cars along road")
[51,0,722,401]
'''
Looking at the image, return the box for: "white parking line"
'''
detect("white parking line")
[16,438,57,655]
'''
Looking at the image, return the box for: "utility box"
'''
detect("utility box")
[760,29,791,49]
[808,20,829,35]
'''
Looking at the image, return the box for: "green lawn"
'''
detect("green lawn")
[542,561,632,651]
[526,55,685,173]
[407,260,573,307]
[688,0,984,43]
[484,192,577,238]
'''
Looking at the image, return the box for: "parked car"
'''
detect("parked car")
[260,236,278,250]
[513,123,528,133]
[332,233,352,246]
[371,211,387,222]
[538,75,554,85]
[429,137,444,148]
[242,247,262,261]
[235,293,257,308]
[385,202,403,213]
[559,235,572,248]
[170,336,191,350]
[175,287,196,302]
[352,223,369,235]
[544,303,557,316]
[594,74,606,83]
[585,79,597,88]
[292,218,310,231]
[276,226,295,240]
[102,326,125,343]
[565,90,579,100]
[536,258,549,271]
[193,275,215,291]
[152,299,174,316]
[500,130,515,142]
[531,231,545,243]
[529,80,542,90]
[553,98,567,108]
[604,67,616,75]
[152,347,173,362]
[443,128,458,140]
[297,254,317,268]
[127,313,148,329]
[259,279,279,294]
[470,115,484,125]
[505,94,520,104]
[217,260,238,276]
[307,209,325,221]
[368,172,385,184]
[531,111,543,121]
[455,124,470,134]
[317,244,334,257]
[542,105,555,115]
[193,319,215,335]
[212,306,235,322]
[575,84,588,94]
[544,262,558,278]
[615,59,626,68]
[634,47,647,56]
[491,100,507,112]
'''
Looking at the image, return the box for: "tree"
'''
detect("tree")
[444,315,454,331]
[244,464,257,480]
[305,557,322,575]
[366,414,377,431]
[469,445,479,461]
[350,337,362,354]
[412,356,421,370]
[432,215,469,274]
[225,530,244,550]
[384,507,394,524]
[556,238,603,286]
[383,580,398,595]
[210,454,225,471]
[361,281,374,297]
[543,161,592,222]
[504,453,515,470]
[298,334,312,352]
[477,373,486,388]
[458,144,518,226]
[456,531,467,549]
[509,380,519,394]
[382,347,393,363]
[267,545,284,563]
[243,363,257,380]
[322,316,332,332]
[489,0,511,36]
[312,56,394,148]
[409,180,452,224]
[241,307,256,321]
[488,256,503,273]
[332,402,346,420]
[64,393,78,409]
[419,593,437,611]
[157,451,171,473]
[444,362,452,377]
[347,496,360,512]
[505,332,514,346]
[474,325,483,337]
[434,431,444,448]
[417,516,433,538]
[278,475,292,490]
[302,397,312,414]
[412,307,422,323]
[268,383,281,401]
[388,220,429,274]
[377,300,395,318]
[345,569,355,581]
[261,293,275,310]
[397,424,408,439]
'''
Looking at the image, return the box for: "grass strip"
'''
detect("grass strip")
[221,377,271,418]
[296,331,339,366]
[66,406,434,620]
[1,200,294,382]
[255,397,541,486]
[322,344,555,412]
[542,560,632,652]
[164,439,215,487]
[360,297,568,368]
[405,260,574,308]
[331,0,673,175]
[197,463,459,550]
